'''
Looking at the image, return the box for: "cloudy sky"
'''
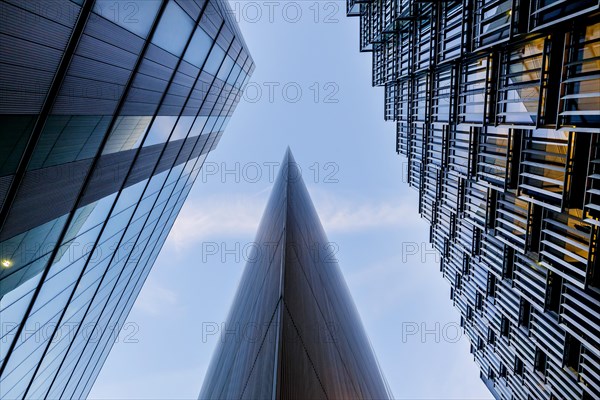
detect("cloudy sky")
[90,1,493,398]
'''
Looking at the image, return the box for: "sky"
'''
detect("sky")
[90,1,493,399]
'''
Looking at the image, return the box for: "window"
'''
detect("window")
[184,27,213,68]
[93,0,162,38]
[152,1,195,57]
[203,44,226,76]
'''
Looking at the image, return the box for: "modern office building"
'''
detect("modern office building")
[348,1,599,399]
[200,149,391,399]
[0,0,253,398]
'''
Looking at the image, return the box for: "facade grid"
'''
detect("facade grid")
[0,0,253,398]
[348,1,600,399]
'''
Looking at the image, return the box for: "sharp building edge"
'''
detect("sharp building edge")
[200,149,392,400]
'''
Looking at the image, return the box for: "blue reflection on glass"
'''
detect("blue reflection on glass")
[151,1,195,57]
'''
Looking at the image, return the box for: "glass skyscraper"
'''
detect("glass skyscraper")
[348,1,599,399]
[200,149,392,399]
[0,0,253,398]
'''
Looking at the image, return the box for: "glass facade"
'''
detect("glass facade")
[348,1,599,400]
[200,149,392,400]
[0,0,253,398]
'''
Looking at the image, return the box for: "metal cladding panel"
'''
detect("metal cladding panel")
[0,0,254,397]
[200,150,391,400]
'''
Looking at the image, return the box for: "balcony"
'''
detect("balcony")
[558,22,600,132]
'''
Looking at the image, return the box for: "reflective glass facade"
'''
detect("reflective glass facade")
[0,0,253,398]
[200,149,392,400]
[348,1,599,399]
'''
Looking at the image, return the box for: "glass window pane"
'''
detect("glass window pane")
[151,1,195,57]
[203,44,226,76]
[184,27,213,67]
[93,0,162,39]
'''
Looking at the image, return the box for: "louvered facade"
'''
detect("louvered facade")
[348,1,600,399]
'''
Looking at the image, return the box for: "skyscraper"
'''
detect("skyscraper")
[0,0,253,398]
[348,1,599,399]
[200,149,391,400]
